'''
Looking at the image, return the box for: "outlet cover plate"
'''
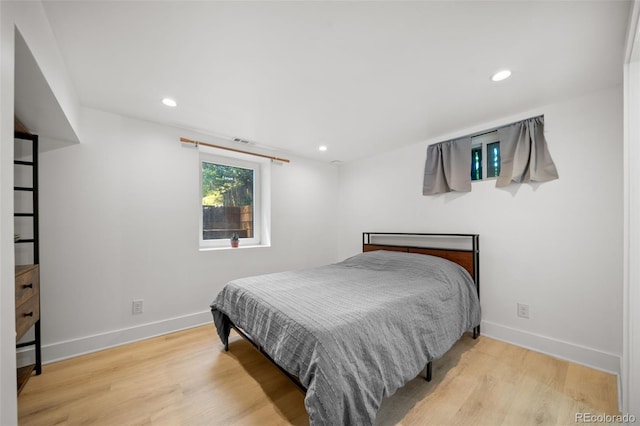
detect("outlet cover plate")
[132,299,144,315]
[517,303,530,319]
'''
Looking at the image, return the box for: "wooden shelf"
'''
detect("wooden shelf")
[17,364,35,395]
[14,117,31,135]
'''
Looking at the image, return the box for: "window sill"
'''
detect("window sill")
[199,244,271,252]
[471,176,498,183]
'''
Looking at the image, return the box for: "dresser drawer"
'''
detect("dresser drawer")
[15,265,39,307]
[16,295,39,341]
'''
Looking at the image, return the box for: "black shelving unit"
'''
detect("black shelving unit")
[14,129,42,389]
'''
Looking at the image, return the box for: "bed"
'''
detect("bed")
[210,232,481,425]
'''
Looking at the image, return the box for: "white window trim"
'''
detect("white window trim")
[199,148,271,250]
[471,131,500,181]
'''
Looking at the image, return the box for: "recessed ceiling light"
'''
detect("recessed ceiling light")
[491,70,512,82]
[319,145,328,152]
[162,97,177,107]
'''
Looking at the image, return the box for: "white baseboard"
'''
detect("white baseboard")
[17,310,213,367]
[481,320,621,376]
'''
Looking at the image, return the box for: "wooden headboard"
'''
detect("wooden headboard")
[362,232,480,296]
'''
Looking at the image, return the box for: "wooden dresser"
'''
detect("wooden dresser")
[15,264,41,394]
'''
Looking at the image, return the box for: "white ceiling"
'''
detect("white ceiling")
[39,0,630,163]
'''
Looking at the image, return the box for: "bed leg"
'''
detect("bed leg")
[425,362,432,382]
[473,325,480,339]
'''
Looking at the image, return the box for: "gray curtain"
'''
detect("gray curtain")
[496,116,559,187]
[423,137,471,195]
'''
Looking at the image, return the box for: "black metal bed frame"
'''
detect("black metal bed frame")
[224,232,481,389]
[226,322,308,392]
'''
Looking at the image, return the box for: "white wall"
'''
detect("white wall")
[35,107,339,361]
[0,4,17,424]
[338,86,623,374]
[624,59,640,420]
[623,1,640,416]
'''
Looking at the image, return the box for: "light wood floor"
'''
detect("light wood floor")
[18,325,618,426]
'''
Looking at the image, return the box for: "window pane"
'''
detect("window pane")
[471,146,482,181]
[202,162,254,240]
[487,141,500,178]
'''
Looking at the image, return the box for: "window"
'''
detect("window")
[199,152,269,248]
[471,131,500,181]
[471,146,482,181]
[486,141,500,178]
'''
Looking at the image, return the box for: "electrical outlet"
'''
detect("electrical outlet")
[132,299,144,315]
[517,303,530,319]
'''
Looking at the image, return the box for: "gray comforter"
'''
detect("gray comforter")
[210,250,481,425]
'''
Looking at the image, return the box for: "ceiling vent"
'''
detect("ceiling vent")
[233,137,252,145]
